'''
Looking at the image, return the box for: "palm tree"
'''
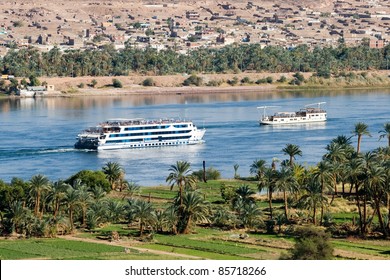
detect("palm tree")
[312,161,334,225]
[163,206,178,234]
[106,200,125,223]
[282,144,302,167]
[258,167,277,219]
[76,187,92,227]
[232,184,256,210]
[166,161,197,206]
[102,161,124,191]
[250,159,267,180]
[344,155,366,234]
[275,167,298,221]
[299,176,328,225]
[47,180,69,219]
[353,122,371,153]
[6,201,28,234]
[365,163,387,235]
[233,163,240,179]
[131,199,155,236]
[64,187,81,230]
[323,141,350,195]
[28,174,51,217]
[179,191,210,234]
[379,122,390,147]
[123,180,140,198]
[240,203,264,230]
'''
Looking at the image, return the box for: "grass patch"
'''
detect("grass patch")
[0,238,123,260]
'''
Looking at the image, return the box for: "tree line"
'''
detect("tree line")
[1,42,390,79]
[0,122,389,240]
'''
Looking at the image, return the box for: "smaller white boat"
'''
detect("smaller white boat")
[257,102,327,125]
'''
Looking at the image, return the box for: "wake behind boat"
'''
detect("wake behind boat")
[257,102,327,125]
[74,118,206,151]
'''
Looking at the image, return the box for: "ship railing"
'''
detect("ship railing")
[101,118,192,126]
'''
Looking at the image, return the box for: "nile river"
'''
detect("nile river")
[1,89,389,186]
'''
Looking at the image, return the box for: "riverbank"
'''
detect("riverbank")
[20,70,390,97]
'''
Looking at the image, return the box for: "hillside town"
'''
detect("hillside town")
[0,0,389,56]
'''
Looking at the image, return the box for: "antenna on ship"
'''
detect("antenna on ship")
[305,102,326,108]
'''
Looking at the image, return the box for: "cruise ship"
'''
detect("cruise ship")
[258,102,327,125]
[74,118,206,150]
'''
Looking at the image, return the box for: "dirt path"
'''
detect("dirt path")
[57,234,204,259]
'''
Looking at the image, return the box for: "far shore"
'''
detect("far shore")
[2,70,390,98]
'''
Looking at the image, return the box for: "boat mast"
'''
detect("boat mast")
[257,106,279,119]
[304,102,326,108]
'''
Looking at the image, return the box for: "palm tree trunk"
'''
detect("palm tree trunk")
[320,180,324,226]
[283,190,288,221]
[357,136,361,153]
[269,189,273,220]
[140,222,144,236]
[375,198,386,236]
[69,208,74,230]
[387,194,390,231]
[183,215,192,234]
[35,193,41,216]
[356,187,363,235]
[313,205,317,225]
[82,207,86,227]
[363,186,367,234]
[54,199,59,218]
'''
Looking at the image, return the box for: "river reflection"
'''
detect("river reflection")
[2,88,390,111]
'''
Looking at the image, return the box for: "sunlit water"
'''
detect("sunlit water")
[1,89,389,186]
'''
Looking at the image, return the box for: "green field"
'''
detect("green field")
[1,180,390,260]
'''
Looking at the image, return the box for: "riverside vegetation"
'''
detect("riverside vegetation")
[2,42,390,95]
[1,122,390,260]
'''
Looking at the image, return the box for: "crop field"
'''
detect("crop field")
[2,227,389,260]
[1,180,390,260]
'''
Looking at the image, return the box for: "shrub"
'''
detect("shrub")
[112,79,123,88]
[206,79,223,86]
[90,79,98,88]
[78,83,85,88]
[29,75,41,86]
[284,226,334,260]
[192,167,221,181]
[240,76,252,84]
[183,75,202,86]
[293,72,305,82]
[142,78,156,86]
[227,76,239,86]
[220,183,236,203]
[265,76,273,83]
[255,78,267,84]
[277,75,287,83]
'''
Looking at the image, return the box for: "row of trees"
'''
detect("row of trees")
[1,42,390,78]
[0,122,389,239]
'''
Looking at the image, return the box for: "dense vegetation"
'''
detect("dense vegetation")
[1,42,390,79]
[0,121,389,254]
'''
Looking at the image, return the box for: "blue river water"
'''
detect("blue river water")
[1,89,389,186]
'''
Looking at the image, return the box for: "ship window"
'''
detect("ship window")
[174,124,188,128]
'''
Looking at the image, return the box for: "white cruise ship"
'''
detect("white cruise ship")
[258,102,327,125]
[75,118,206,151]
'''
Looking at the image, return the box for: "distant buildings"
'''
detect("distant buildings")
[0,0,389,56]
